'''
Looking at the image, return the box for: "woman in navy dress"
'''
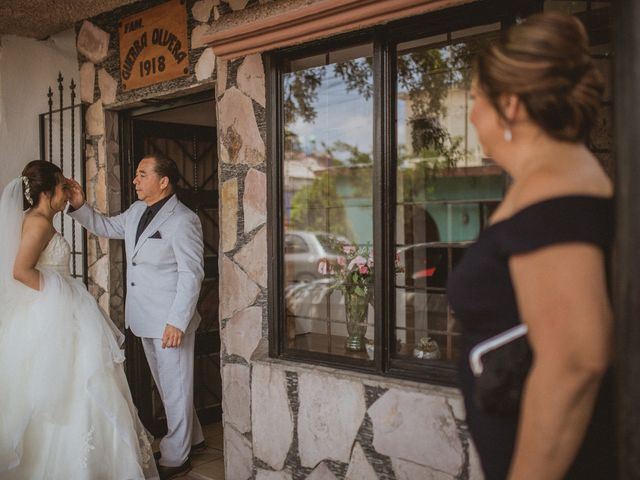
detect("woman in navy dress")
[447,12,615,479]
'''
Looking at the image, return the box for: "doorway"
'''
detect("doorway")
[120,91,221,436]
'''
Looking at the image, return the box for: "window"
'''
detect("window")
[394,25,504,368]
[280,43,375,359]
[268,2,536,383]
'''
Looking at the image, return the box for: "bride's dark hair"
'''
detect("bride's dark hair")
[21,160,63,210]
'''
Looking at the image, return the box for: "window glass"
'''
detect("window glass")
[394,25,505,363]
[283,44,375,359]
[285,234,310,254]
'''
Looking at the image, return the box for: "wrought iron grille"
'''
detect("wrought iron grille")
[39,72,88,283]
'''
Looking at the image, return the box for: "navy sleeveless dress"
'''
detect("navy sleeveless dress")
[447,196,616,480]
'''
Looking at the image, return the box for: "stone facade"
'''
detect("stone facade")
[74,1,487,478]
[212,23,483,477]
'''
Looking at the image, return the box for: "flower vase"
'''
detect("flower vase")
[344,291,368,352]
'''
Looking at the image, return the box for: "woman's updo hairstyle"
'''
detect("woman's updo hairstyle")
[21,160,63,210]
[475,12,604,143]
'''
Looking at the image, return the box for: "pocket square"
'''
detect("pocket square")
[150,230,162,239]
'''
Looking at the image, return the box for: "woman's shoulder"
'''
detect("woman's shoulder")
[490,169,613,255]
[512,156,612,207]
[23,211,52,229]
[22,213,55,240]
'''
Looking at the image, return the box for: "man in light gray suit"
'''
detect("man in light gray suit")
[68,154,205,480]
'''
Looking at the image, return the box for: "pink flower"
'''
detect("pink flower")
[318,259,328,275]
[343,245,356,254]
[348,256,367,270]
[359,265,369,275]
[337,256,347,267]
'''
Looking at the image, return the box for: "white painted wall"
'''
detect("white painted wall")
[0,29,79,189]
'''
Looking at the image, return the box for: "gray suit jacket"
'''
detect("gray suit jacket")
[69,195,204,338]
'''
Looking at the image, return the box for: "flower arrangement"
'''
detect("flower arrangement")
[318,242,403,300]
[318,241,403,352]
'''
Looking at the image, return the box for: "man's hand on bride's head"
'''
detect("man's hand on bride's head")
[66,178,86,210]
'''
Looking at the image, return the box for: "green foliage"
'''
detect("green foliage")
[283,67,326,125]
[289,172,354,239]
[322,140,372,199]
[333,58,374,100]
[401,118,466,201]
[324,140,372,166]
[399,43,476,119]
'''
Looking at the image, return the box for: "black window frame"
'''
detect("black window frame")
[267,0,542,385]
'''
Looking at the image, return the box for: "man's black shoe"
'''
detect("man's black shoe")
[190,440,207,455]
[158,459,192,480]
[155,441,206,461]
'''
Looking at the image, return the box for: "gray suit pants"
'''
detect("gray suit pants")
[141,332,204,467]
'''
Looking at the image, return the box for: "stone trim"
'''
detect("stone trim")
[203,0,475,59]
[250,353,463,402]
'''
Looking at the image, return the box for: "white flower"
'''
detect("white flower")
[318,259,328,275]
[348,255,367,271]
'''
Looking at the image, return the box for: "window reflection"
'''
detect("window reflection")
[395,26,505,363]
[283,44,375,359]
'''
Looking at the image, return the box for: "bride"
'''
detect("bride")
[0,160,158,479]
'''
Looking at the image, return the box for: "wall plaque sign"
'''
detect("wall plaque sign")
[119,0,189,91]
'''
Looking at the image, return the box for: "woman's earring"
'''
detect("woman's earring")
[503,128,513,143]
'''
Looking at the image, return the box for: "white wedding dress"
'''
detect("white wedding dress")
[0,231,159,479]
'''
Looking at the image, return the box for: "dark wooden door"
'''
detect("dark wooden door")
[125,118,221,435]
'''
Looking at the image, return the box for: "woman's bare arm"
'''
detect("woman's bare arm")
[13,215,54,290]
[507,243,612,479]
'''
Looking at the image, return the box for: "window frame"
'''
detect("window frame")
[267,0,541,385]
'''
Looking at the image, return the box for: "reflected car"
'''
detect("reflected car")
[395,241,470,337]
[284,231,351,283]
[396,241,470,290]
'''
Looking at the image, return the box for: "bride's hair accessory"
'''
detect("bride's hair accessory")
[21,176,33,206]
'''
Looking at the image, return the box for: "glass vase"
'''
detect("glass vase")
[344,291,368,352]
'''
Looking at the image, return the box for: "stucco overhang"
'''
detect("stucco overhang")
[0,0,139,39]
[203,0,475,60]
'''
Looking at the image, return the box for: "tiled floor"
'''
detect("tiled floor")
[153,422,225,480]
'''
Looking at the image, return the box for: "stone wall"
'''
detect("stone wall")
[243,361,482,480]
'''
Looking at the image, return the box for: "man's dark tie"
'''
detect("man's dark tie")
[135,208,153,244]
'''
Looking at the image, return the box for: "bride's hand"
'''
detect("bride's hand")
[66,178,86,210]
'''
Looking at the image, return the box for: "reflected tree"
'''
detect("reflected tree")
[289,171,354,239]
[283,39,490,165]
[284,37,494,229]
[284,67,326,125]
